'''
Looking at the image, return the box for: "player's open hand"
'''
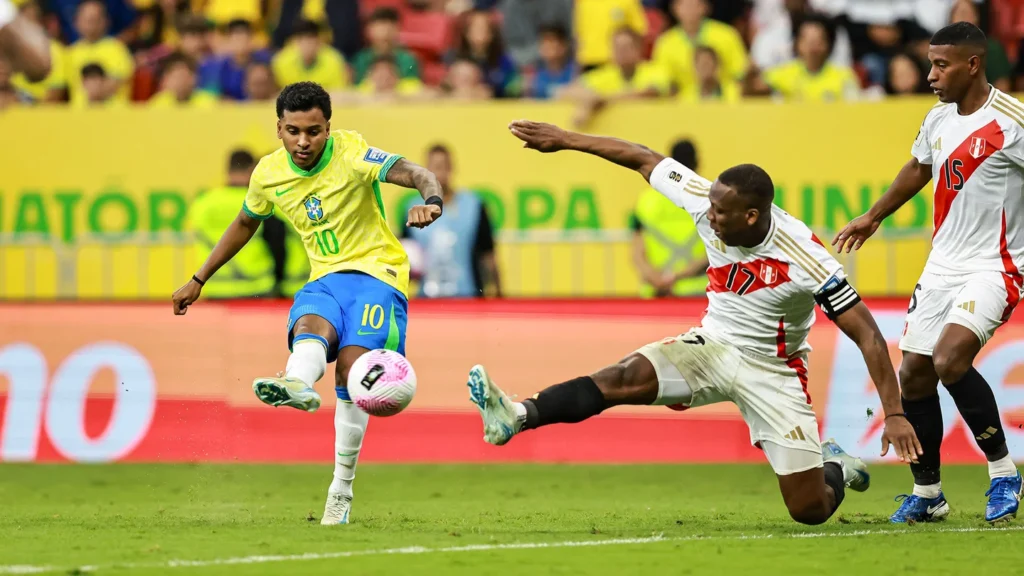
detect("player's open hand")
[407,204,441,228]
[171,279,203,316]
[881,415,923,464]
[832,213,880,253]
[509,120,569,153]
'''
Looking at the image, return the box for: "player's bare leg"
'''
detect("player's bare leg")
[252,314,335,413]
[933,324,1021,522]
[321,345,372,525]
[776,466,842,526]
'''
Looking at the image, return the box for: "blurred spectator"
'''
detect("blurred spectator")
[947,0,1009,91]
[131,0,190,53]
[0,55,31,109]
[348,55,426,102]
[53,0,136,43]
[575,0,647,71]
[271,19,349,91]
[654,0,748,93]
[681,45,741,102]
[189,149,277,299]
[76,62,116,107]
[67,0,133,105]
[202,0,261,28]
[403,144,501,298]
[531,23,575,99]
[577,28,670,98]
[176,15,212,65]
[884,51,929,95]
[764,16,859,101]
[351,8,420,84]
[499,0,573,68]
[840,0,932,86]
[149,52,216,108]
[243,60,278,101]
[10,0,66,103]
[443,57,492,100]
[273,0,361,61]
[198,19,270,100]
[631,139,708,298]
[451,10,521,98]
[750,0,852,72]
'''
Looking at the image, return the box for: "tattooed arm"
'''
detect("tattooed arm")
[384,158,443,228]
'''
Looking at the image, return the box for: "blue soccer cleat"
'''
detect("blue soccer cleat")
[985,471,1023,523]
[890,492,950,523]
[467,364,520,446]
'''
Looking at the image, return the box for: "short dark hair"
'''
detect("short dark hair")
[931,21,987,49]
[291,18,320,38]
[228,149,255,172]
[276,81,332,120]
[427,143,451,159]
[797,15,836,53]
[368,7,400,24]
[81,62,106,79]
[159,51,195,80]
[224,18,253,35]
[539,23,569,42]
[718,164,775,210]
[670,140,698,171]
[177,14,211,35]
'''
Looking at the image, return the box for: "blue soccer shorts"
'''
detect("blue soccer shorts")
[287,271,408,363]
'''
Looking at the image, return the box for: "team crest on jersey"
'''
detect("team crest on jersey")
[969,137,987,159]
[760,262,777,284]
[304,195,324,222]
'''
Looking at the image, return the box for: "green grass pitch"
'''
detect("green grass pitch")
[0,463,1020,575]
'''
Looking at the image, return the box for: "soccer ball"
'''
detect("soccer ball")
[346,349,417,417]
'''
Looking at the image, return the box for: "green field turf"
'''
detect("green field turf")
[0,463,1020,575]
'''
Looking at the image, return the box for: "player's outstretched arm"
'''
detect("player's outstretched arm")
[384,158,443,229]
[508,120,664,181]
[0,4,51,82]
[171,210,262,315]
[832,157,931,253]
[832,301,924,463]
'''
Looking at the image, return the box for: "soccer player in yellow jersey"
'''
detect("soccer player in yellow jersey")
[171,82,442,525]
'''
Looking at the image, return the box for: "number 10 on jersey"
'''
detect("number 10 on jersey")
[313,230,339,255]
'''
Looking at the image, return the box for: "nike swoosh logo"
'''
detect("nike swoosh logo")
[275,186,296,197]
[926,503,945,514]
[356,330,379,336]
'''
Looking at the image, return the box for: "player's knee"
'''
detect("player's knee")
[899,359,938,400]
[786,498,830,526]
[933,348,970,385]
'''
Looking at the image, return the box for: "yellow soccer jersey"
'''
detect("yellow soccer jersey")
[243,130,410,295]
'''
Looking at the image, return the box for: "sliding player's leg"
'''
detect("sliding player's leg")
[467,329,725,446]
[321,272,408,525]
[933,273,1022,523]
[253,279,341,412]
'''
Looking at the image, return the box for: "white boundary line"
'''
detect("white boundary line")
[3,525,1022,574]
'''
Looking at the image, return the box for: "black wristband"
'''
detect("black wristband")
[425,195,443,213]
[192,274,206,286]
[885,413,908,421]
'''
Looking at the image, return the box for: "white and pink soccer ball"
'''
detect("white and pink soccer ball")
[346,349,417,417]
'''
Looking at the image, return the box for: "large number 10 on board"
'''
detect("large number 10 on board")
[314,230,339,255]
[362,304,385,329]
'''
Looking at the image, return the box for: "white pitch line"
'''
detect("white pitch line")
[2,525,1023,574]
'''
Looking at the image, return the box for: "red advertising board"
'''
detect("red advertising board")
[2,300,1023,464]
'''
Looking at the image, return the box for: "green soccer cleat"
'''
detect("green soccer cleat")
[252,376,321,413]
[822,438,870,492]
[467,364,520,446]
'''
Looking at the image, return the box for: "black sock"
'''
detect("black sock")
[904,394,943,485]
[823,461,846,510]
[945,367,1009,462]
[522,376,605,430]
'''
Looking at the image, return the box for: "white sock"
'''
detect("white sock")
[0,0,16,30]
[513,402,527,427]
[285,340,326,387]
[988,454,1017,480]
[912,482,941,499]
[329,399,369,497]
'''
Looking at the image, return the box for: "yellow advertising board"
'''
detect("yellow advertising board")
[0,99,938,298]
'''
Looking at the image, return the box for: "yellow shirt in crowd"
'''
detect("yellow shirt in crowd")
[680,79,741,103]
[66,37,134,104]
[11,39,66,101]
[575,0,647,68]
[148,90,219,108]
[764,61,859,102]
[582,61,671,97]
[272,44,349,90]
[653,21,748,92]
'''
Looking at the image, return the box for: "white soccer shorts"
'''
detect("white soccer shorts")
[635,328,823,475]
[899,270,1020,355]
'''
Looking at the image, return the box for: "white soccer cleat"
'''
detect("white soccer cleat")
[321,492,352,525]
[467,364,520,446]
[822,438,870,492]
[252,376,321,413]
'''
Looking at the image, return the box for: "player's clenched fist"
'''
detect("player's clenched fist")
[832,213,880,254]
[171,279,203,315]
[509,120,569,153]
[407,204,441,228]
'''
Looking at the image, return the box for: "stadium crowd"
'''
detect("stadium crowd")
[0,0,1017,112]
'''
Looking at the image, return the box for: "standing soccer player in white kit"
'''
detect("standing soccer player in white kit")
[836,22,1024,524]
[467,120,921,526]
